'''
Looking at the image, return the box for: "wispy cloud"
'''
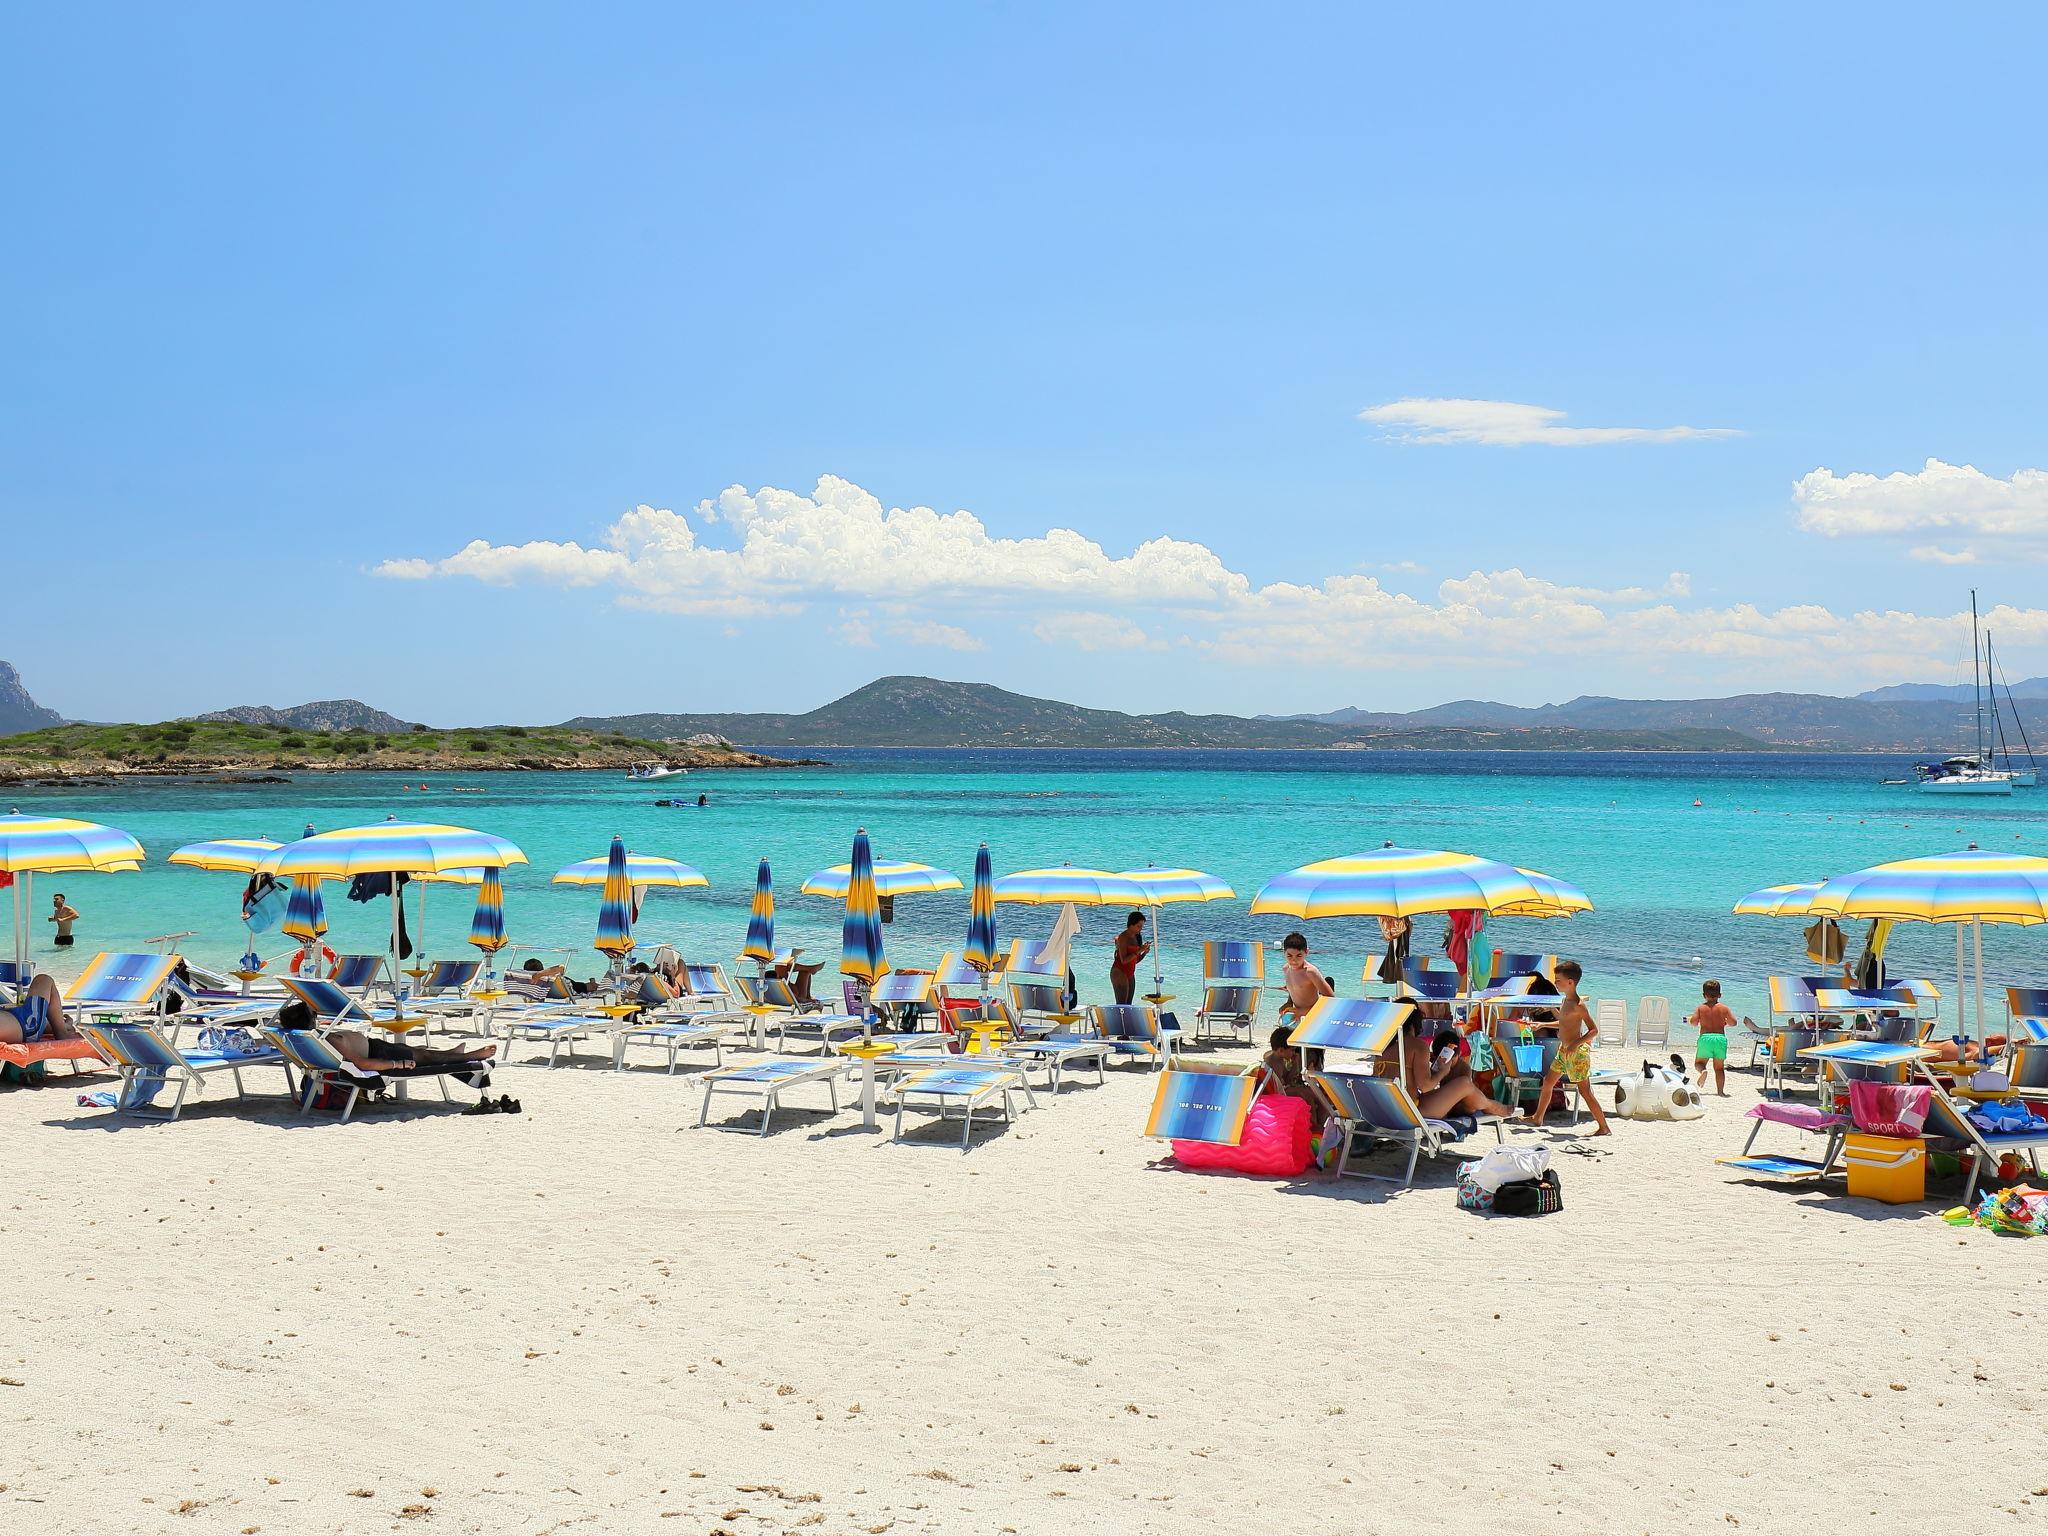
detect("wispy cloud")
[1909,545,1978,566]
[1031,613,1161,652]
[1359,397,1739,446]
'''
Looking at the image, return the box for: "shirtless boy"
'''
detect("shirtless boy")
[1515,959,1611,1135]
[1687,979,1736,1095]
[1278,932,1334,1024]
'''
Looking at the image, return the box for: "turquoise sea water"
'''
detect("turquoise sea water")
[11,749,2048,1034]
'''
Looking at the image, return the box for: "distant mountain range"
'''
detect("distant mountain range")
[6,661,2047,755]
[191,699,414,733]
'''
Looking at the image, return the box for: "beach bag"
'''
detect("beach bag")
[1848,1081,1931,1138]
[1468,1031,1496,1073]
[1464,1142,1551,1193]
[1454,1165,1495,1213]
[1492,1170,1564,1217]
[1804,918,1845,966]
[1509,1026,1545,1075]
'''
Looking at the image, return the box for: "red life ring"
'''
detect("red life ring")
[290,944,338,976]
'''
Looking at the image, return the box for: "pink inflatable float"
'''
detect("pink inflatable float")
[1172,1093,1312,1176]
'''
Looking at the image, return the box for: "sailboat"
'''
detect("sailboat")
[1985,630,2039,787]
[1913,591,2015,795]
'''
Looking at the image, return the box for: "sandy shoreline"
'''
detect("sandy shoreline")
[4,1036,2044,1536]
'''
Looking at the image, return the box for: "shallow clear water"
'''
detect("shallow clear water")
[10,749,2046,1035]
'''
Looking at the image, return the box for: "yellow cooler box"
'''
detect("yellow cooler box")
[1846,1133,1926,1204]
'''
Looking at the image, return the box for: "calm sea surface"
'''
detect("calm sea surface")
[10,749,2045,1033]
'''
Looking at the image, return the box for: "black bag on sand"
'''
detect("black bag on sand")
[1491,1170,1564,1216]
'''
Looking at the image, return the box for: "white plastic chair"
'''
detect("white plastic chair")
[1594,997,1628,1045]
[1634,996,1672,1049]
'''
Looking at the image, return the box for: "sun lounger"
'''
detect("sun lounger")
[890,1062,1030,1149]
[278,975,428,1035]
[611,977,731,1073]
[1719,1100,1848,1180]
[1309,1068,1503,1186]
[1006,979,1082,1040]
[73,1018,287,1121]
[1398,962,1460,1002]
[1287,996,1407,1058]
[1086,1003,1179,1068]
[697,1056,847,1135]
[1143,1063,1260,1143]
[1189,941,1265,1044]
[325,953,389,998]
[62,951,181,1018]
[1,989,107,1078]
[997,1030,1113,1092]
[1920,1067,2048,1200]
[261,1026,485,1118]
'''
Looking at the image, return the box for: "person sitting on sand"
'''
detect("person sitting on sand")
[1260,1025,1328,1131]
[1515,960,1612,1135]
[1687,979,1735,1095]
[0,973,76,1045]
[1277,932,1335,1025]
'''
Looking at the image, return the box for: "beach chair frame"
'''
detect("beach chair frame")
[890,1064,1029,1150]
[75,1019,289,1122]
[1311,1068,1503,1187]
[697,1057,846,1135]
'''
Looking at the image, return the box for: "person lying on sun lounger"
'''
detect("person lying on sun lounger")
[0,973,76,1044]
[325,1030,497,1076]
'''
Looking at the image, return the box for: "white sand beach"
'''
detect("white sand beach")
[4,1035,2045,1536]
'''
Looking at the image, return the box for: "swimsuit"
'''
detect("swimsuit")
[4,997,49,1043]
[1695,1031,1728,1061]
[1553,1042,1592,1083]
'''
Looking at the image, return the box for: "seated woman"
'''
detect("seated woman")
[1399,1014,1513,1119]
[0,973,76,1045]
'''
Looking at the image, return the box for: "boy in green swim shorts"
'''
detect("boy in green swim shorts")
[1687,979,1735,1095]
[1514,960,1611,1136]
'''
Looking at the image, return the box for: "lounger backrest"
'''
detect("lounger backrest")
[1088,1004,1160,1048]
[1920,1087,1978,1148]
[264,1026,349,1074]
[2011,1042,2048,1093]
[870,970,933,1007]
[1005,938,1063,978]
[1008,981,1069,1016]
[1202,941,1264,983]
[1490,951,1555,983]
[64,951,178,1008]
[329,955,385,991]
[423,959,479,992]
[2007,985,2048,1021]
[1289,996,1406,1054]
[681,963,729,997]
[279,976,365,1023]
[1201,984,1260,1016]
[736,974,798,1009]
[636,974,678,1005]
[934,952,997,989]
[1399,963,1459,1000]
[102,1021,186,1073]
[1312,1070,1424,1132]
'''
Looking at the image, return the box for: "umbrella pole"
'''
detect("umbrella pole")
[389,887,403,1002]
[19,871,32,988]
[1972,916,1986,1045]
[1149,904,1163,1000]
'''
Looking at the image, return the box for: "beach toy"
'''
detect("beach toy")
[1171,1095,1311,1176]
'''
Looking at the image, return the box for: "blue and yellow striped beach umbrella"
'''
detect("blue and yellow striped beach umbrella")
[1118,865,1235,1000]
[553,853,710,890]
[1732,882,1827,918]
[281,875,328,944]
[992,866,1149,907]
[800,860,961,899]
[168,838,284,874]
[841,827,888,984]
[742,859,776,965]
[257,821,527,880]
[1250,845,1582,921]
[468,867,508,956]
[593,835,636,960]
[1,809,146,982]
[965,843,998,973]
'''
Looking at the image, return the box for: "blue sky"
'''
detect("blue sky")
[6,4,2047,724]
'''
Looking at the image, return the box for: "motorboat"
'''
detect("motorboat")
[625,761,687,782]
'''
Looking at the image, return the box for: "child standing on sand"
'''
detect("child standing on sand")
[1687,979,1735,1095]
[1516,960,1611,1135]
[1277,932,1335,1025]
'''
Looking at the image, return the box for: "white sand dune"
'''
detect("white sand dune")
[4,1039,2044,1535]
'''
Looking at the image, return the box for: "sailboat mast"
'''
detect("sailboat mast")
[1972,590,1985,766]
[1991,630,2039,769]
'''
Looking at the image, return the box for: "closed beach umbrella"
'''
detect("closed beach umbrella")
[281,876,328,945]
[841,827,888,986]
[468,866,509,961]
[965,844,998,973]
[1118,864,1235,1001]
[1806,845,2048,1041]
[742,859,776,966]
[800,860,961,899]
[593,835,636,962]
[0,810,145,985]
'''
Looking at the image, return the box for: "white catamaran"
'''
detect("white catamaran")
[1913,591,2016,795]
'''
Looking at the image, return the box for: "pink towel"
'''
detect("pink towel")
[1745,1102,1843,1131]
[1849,1080,1931,1138]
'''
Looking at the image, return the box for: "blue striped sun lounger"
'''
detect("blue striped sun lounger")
[279,975,427,1034]
[1309,1069,1503,1187]
[1922,1074,2048,1201]
[1000,1032,1114,1093]
[611,980,730,1074]
[697,1056,847,1135]
[1086,1004,1179,1068]
[890,1063,1029,1149]
[262,1026,486,1118]
[326,954,388,996]
[74,1018,287,1122]
[1287,997,1409,1057]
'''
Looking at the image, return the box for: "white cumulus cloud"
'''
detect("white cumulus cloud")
[1795,459,2048,553]
[1359,398,1738,446]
